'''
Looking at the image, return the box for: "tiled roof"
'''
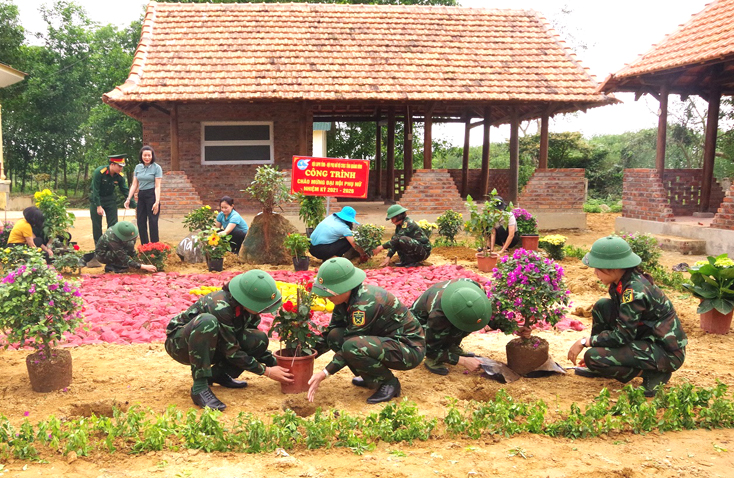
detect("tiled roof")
[104,2,611,108]
[602,0,734,90]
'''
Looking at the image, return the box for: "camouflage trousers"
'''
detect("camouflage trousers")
[327,328,425,387]
[583,298,685,382]
[164,313,276,380]
[387,236,431,264]
[426,330,470,362]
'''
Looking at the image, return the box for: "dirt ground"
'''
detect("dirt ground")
[2,212,734,477]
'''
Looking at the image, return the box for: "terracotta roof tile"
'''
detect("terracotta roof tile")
[104,2,609,106]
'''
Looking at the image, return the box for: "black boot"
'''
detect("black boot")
[366,379,401,404]
[642,371,672,397]
[352,376,369,388]
[190,387,226,411]
[208,374,248,388]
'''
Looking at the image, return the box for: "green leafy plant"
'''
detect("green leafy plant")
[539,235,567,261]
[436,210,463,244]
[0,221,13,248]
[283,233,310,258]
[512,208,538,236]
[197,228,231,260]
[182,205,217,232]
[33,189,75,243]
[353,223,385,257]
[563,244,589,260]
[268,280,324,356]
[0,264,84,357]
[621,233,661,270]
[0,245,46,272]
[245,165,293,214]
[296,194,327,230]
[464,189,512,257]
[136,242,172,271]
[683,254,734,314]
[52,242,85,274]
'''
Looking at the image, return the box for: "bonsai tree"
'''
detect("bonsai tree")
[245,165,293,214]
[283,233,310,259]
[296,193,326,231]
[464,189,512,257]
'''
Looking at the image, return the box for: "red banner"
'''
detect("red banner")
[291,156,370,198]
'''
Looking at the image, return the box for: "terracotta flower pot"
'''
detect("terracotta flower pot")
[505,336,549,376]
[26,348,72,393]
[700,309,733,334]
[521,235,540,251]
[206,257,224,272]
[476,252,498,272]
[274,349,316,394]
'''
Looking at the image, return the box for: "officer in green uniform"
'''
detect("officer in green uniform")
[372,205,431,268]
[411,279,495,375]
[307,257,426,404]
[567,236,688,397]
[165,270,294,411]
[90,154,135,245]
[89,222,157,273]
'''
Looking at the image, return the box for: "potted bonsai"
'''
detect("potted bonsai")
[513,208,539,251]
[268,280,325,394]
[296,193,326,237]
[197,227,231,271]
[0,260,84,392]
[488,248,571,375]
[464,189,511,272]
[684,253,734,334]
[283,233,311,271]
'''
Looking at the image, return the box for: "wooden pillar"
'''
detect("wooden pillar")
[0,104,5,180]
[298,102,312,156]
[375,114,382,198]
[539,113,549,170]
[508,110,520,204]
[423,105,433,169]
[655,84,669,177]
[480,106,491,198]
[387,107,396,203]
[170,104,179,171]
[461,115,471,197]
[701,89,721,212]
[403,107,413,187]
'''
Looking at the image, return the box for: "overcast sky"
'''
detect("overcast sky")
[16,0,713,145]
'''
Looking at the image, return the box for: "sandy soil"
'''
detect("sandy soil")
[2,213,734,477]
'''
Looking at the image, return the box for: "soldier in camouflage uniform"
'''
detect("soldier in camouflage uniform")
[411,279,494,375]
[307,257,425,404]
[89,154,135,245]
[165,270,294,411]
[86,222,157,273]
[372,205,431,268]
[568,236,687,397]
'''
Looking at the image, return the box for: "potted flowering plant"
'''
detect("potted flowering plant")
[268,280,325,393]
[34,189,75,244]
[197,228,231,271]
[136,242,173,271]
[51,242,85,274]
[417,219,438,239]
[296,193,326,237]
[539,234,567,261]
[0,263,84,392]
[513,208,539,251]
[488,249,571,375]
[353,223,385,257]
[183,205,217,232]
[283,233,311,271]
[464,189,511,271]
[684,253,734,334]
[436,210,463,245]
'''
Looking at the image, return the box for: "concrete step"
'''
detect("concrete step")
[653,234,707,255]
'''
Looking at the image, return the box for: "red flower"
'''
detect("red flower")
[73,244,80,251]
[305,282,313,292]
[283,301,296,313]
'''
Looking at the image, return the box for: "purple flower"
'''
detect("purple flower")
[63,285,71,293]
[48,300,55,307]
[29,284,36,294]
[49,283,59,291]
[24,411,29,417]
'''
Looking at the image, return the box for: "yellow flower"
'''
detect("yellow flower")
[205,205,211,209]
[208,234,220,246]
[540,235,567,246]
[714,257,734,268]
[4,248,10,253]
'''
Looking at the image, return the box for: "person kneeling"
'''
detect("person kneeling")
[87,222,157,273]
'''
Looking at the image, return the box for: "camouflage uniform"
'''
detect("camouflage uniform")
[324,283,425,387]
[411,279,486,365]
[165,289,276,380]
[89,164,134,244]
[94,227,141,270]
[583,269,687,382]
[382,216,431,265]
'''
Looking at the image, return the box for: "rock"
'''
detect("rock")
[66,451,78,463]
[239,212,298,265]
[672,262,689,272]
[599,204,611,212]
[176,233,205,263]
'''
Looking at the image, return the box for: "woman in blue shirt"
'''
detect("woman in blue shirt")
[215,196,249,253]
[124,145,163,244]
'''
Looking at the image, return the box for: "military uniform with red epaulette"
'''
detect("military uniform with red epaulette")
[89,156,134,244]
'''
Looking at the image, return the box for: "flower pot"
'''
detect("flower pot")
[274,349,316,394]
[700,309,733,334]
[475,252,498,272]
[521,235,539,251]
[26,348,72,393]
[293,256,310,271]
[305,227,314,238]
[206,257,224,272]
[505,336,549,376]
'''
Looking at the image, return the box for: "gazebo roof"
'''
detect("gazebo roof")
[104,1,614,122]
[600,0,734,95]
[0,62,25,89]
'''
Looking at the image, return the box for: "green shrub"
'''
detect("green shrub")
[621,233,661,270]
[436,210,463,244]
[283,233,310,258]
[297,194,326,230]
[353,224,385,256]
[539,235,567,261]
[563,244,588,260]
[183,205,217,232]
[245,165,293,214]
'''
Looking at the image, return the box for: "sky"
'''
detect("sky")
[15,0,713,146]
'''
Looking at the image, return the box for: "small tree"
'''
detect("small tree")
[296,193,327,230]
[245,165,293,214]
[436,210,463,244]
[464,189,511,257]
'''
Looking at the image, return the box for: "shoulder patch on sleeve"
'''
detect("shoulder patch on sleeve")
[351,311,366,327]
[622,289,634,304]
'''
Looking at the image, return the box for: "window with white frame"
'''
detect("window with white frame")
[201,122,274,165]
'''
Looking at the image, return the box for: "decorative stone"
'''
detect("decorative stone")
[176,233,205,263]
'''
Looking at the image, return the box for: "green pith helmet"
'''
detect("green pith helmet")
[229,270,282,314]
[385,204,408,220]
[583,235,641,269]
[441,281,492,332]
[112,221,138,241]
[313,257,366,297]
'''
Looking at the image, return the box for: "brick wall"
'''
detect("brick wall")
[622,169,674,222]
[397,169,466,214]
[518,168,585,211]
[446,169,510,200]
[711,183,734,230]
[662,169,726,215]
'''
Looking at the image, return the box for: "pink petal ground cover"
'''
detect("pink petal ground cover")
[12,265,585,349]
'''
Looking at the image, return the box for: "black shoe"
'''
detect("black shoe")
[402,262,420,268]
[190,387,226,411]
[208,374,248,389]
[424,358,449,376]
[366,379,401,404]
[574,367,602,378]
[352,376,369,388]
[642,371,672,397]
